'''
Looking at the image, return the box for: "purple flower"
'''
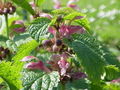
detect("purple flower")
[58,58,70,76]
[29,2,36,10]
[67,0,80,10]
[21,56,38,62]
[48,27,56,35]
[12,20,26,33]
[21,56,51,73]
[25,61,44,70]
[39,13,52,19]
[111,78,120,83]
[48,25,85,37]
[53,0,61,9]
[59,25,85,37]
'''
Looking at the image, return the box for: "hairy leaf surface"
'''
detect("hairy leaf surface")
[64,33,105,82]
[28,18,51,42]
[22,71,60,90]
[64,33,120,82]
[0,61,22,90]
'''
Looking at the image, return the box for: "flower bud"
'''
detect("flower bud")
[39,13,52,19]
[9,6,16,14]
[53,0,61,9]
[56,39,62,46]
[21,56,38,62]
[59,25,85,37]
[25,61,51,73]
[67,0,79,10]
[58,59,70,76]
[12,20,26,33]
[2,7,9,14]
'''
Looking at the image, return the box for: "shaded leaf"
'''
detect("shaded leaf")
[12,0,35,15]
[28,18,51,42]
[22,71,60,90]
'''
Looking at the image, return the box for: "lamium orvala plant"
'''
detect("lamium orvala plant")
[0,0,120,90]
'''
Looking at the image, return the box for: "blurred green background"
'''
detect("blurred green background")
[41,0,120,56]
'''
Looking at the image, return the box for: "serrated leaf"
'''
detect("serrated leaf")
[28,18,51,42]
[74,18,90,30]
[52,7,75,15]
[64,12,85,20]
[12,0,35,15]
[0,61,22,90]
[66,79,89,90]
[101,46,120,68]
[64,33,105,83]
[12,40,39,64]
[105,65,120,80]
[64,33,120,83]
[13,33,32,47]
[22,71,60,90]
[6,40,17,52]
[63,12,90,30]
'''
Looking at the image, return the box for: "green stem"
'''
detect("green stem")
[4,0,6,3]
[61,83,65,90]
[5,14,9,39]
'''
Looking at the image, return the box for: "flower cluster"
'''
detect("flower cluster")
[0,2,16,15]
[22,1,87,84]
[52,0,80,10]
[21,54,86,83]
[0,46,10,60]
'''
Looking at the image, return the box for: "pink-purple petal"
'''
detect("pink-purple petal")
[39,13,52,19]
[59,25,85,37]
[58,59,70,75]
[21,56,38,62]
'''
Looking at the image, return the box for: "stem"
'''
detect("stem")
[4,0,6,3]
[61,83,65,90]
[5,14,9,39]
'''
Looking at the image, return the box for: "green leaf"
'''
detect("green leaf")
[0,35,8,42]
[22,71,60,90]
[64,33,105,83]
[64,33,120,83]
[28,18,51,42]
[105,65,120,81]
[66,79,89,90]
[101,46,120,68]
[63,12,90,30]
[0,61,22,90]
[6,40,17,52]
[12,0,35,15]
[64,12,85,20]
[52,7,75,15]
[13,33,32,47]
[74,18,90,30]
[12,40,39,64]
[104,83,120,90]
